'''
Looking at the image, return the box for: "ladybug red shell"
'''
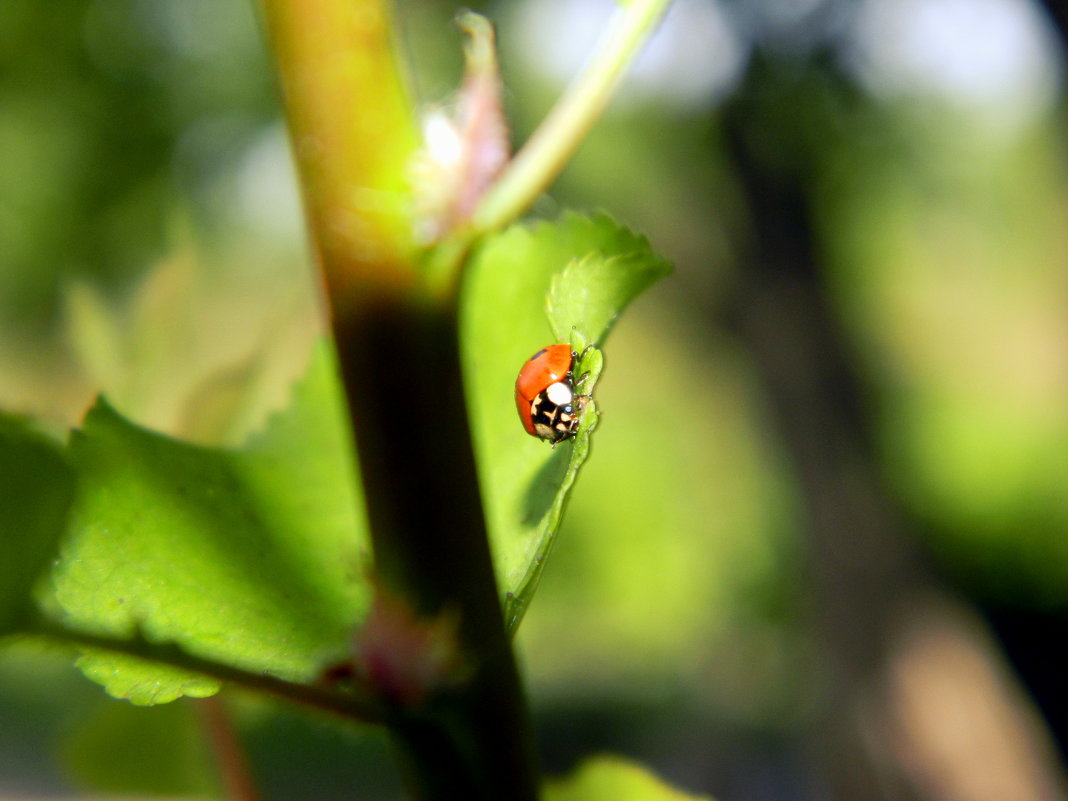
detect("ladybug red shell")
[515,344,586,444]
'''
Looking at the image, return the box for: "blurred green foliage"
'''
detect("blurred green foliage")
[0,415,74,633]
[821,108,1068,606]
[3,0,1068,797]
[0,0,274,318]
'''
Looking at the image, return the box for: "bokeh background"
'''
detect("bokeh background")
[3,0,1068,799]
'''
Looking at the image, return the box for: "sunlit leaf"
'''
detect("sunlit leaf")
[544,755,714,801]
[547,249,670,346]
[461,212,670,630]
[50,342,369,704]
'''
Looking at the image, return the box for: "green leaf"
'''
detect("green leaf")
[544,755,715,801]
[461,212,670,630]
[0,415,74,635]
[547,249,670,346]
[50,342,369,704]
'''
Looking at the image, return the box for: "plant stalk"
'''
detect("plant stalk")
[472,0,673,232]
[259,2,539,798]
[32,620,383,720]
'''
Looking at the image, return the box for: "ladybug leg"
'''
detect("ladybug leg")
[571,369,593,398]
[571,345,594,369]
[549,427,579,450]
[572,345,596,390]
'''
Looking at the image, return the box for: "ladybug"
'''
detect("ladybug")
[515,344,588,444]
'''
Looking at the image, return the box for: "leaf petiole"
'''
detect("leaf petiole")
[31,618,385,722]
[472,0,674,232]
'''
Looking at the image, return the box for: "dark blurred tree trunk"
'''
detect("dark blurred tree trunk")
[1036,0,1068,47]
[719,54,1068,801]
[978,0,1068,767]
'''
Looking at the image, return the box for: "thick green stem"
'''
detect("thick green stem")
[472,0,673,232]
[259,0,420,313]
[332,304,539,800]
[259,2,539,798]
